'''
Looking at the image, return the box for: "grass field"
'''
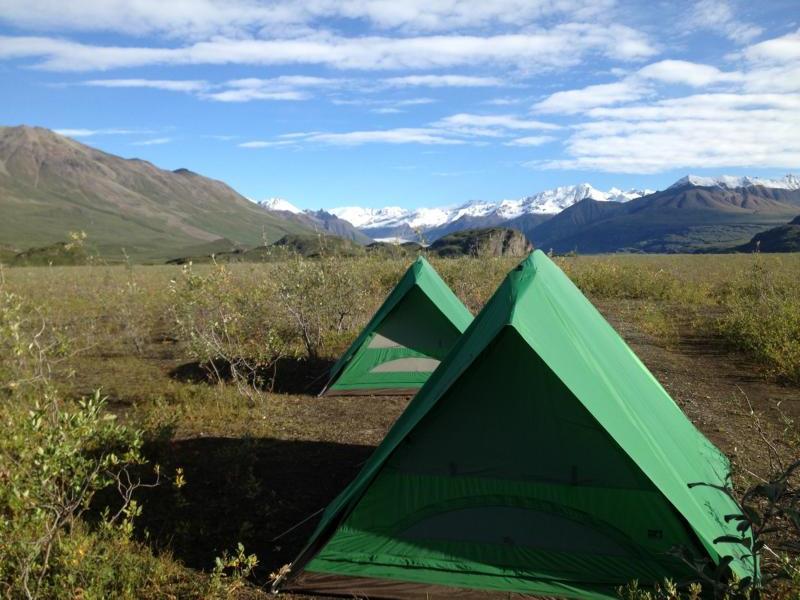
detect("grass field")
[1,253,799,599]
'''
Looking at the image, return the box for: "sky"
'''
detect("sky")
[1,0,799,210]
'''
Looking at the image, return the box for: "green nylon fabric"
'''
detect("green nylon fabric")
[306,327,704,596]
[326,256,473,393]
[293,250,755,597]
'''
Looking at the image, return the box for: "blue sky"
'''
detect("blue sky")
[1,0,798,209]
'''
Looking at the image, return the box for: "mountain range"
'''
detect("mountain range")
[2,125,799,260]
[262,175,800,252]
[324,184,654,242]
[256,198,372,244]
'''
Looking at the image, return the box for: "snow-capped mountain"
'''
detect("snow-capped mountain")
[256,173,800,246]
[329,184,653,240]
[257,197,303,214]
[669,174,800,191]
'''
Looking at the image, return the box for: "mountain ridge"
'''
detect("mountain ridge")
[0,125,311,260]
[326,183,654,241]
[528,184,800,253]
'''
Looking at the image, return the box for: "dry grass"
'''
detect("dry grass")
[1,252,799,597]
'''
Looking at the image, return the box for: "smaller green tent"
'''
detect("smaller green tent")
[321,256,473,396]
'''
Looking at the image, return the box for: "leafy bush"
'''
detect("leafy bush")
[0,290,71,396]
[0,287,163,599]
[170,263,292,401]
[273,254,372,360]
[716,258,800,383]
[558,259,686,302]
[0,389,163,599]
[208,543,259,599]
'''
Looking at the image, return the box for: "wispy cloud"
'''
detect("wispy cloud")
[77,75,349,103]
[685,0,763,43]
[538,94,800,173]
[532,81,646,114]
[84,78,208,92]
[132,137,173,145]
[54,127,151,137]
[484,97,525,106]
[0,0,618,37]
[239,111,561,148]
[504,135,556,147]
[371,107,403,114]
[242,128,464,147]
[636,60,742,87]
[383,74,505,88]
[525,27,800,173]
[332,96,436,113]
[434,113,560,135]
[239,140,296,148]
[740,28,800,63]
[0,25,656,72]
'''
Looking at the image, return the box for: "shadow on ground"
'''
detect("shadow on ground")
[169,356,335,395]
[137,436,373,581]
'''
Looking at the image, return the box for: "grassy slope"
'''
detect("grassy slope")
[0,126,311,260]
[738,216,800,252]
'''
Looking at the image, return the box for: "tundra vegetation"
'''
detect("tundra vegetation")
[0,252,798,598]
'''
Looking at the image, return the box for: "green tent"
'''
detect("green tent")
[321,256,473,396]
[281,250,755,599]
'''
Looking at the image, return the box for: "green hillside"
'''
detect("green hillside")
[0,126,311,261]
[528,185,800,253]
[738,215,800,252]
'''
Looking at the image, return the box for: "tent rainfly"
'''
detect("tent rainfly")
[320,256,473,396]
[279,250,755,599]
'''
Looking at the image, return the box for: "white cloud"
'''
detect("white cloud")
[383,74,505,87]
[0,0,618,37]
[243,127,464,147]
[686,0,763,43]
[239,110,561,148]
[80,75,348,102]
[484,97,524,105]
[239,140,296,148]
[538,93,800,173]
[54,127,149,137]
[132,137,172,145]
[636,60,742,87]
[84,78,208,92]
[504,135,556,146]
[532,81,645,114]
[371,107,402,114]
[204,89,309,102]
[0,25,656,72]
[740,28,800,64]
[525,27,800,174]
[434,113,560,132]
[330,96,436,113]
[308,128,464,145]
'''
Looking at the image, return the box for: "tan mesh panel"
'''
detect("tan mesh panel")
[367,333,405,349]
[370,357,441,373]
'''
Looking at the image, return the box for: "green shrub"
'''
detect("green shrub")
[716,258,800,383]
[0,391,159,599]
[558,259,686,302]
[207,543,259,599]
[170,263,292,401]
[272,254,372,360]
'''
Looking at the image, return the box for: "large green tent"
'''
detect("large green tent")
[321,256,473,396]
[281,250,755,599]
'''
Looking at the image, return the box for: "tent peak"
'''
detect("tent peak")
[411,254,432,270]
